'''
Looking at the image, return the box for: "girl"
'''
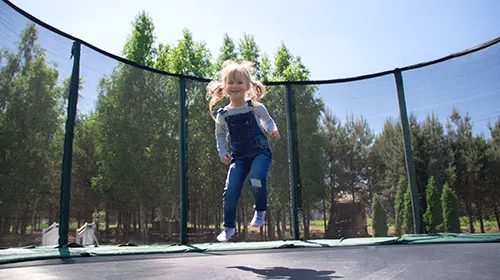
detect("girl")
[207,60,280,242]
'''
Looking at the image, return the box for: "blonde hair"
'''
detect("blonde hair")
[206,60,266,121]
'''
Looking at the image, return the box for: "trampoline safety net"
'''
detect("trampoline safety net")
[1,0,500,250]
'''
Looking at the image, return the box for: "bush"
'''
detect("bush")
[372,195,388,237]
[441,183,461,233]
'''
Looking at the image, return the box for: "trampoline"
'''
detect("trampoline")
[1,242,500,279]
[2,234,500,279]
[1,1,500,279]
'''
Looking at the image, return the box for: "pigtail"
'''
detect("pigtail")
[206,81,226,121]
[250,80,266,102]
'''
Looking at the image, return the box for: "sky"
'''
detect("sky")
[2,0,500,136]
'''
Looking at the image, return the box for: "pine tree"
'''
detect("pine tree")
[372,195,388,237]
[403,186,414,234]
[441,183,461,233]
[424,176,443,233]
[394,176,408,236]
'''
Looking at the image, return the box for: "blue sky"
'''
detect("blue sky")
[3,0,500,136]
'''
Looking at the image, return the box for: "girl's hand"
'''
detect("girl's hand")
[270,130,281,139]
[221,154,231,165]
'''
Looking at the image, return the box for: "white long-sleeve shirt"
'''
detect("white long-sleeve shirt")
[215,102,277,158]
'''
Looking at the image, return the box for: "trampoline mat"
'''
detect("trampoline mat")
[1,243,499,279]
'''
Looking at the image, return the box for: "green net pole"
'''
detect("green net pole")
[394,68,422,234]
[179,76,188,244]
[58,41,81,246]
[285,83,300,240]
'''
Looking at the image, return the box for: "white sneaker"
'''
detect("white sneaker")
[250,211,266,228]
[217,227,235,242]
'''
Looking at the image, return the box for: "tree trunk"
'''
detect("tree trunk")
[20,203,30,236]
[116,211,122,236]
[282,212,287,238]
[493,199,500,231]
[303,207,309,240]
[20,216,28,236]
[466,199,475,233]
[494,205,500,232]
[104,204,110,237]
[171,201,177,221]
[0,215,4,236]
[323,197,327,234]
[267,208,274,240]
[3,217,11,234]
[13,202,21,234]
[265,221,268,241]
[139,203,147,241]
[191,200,197,233]
[243,205,248,241]
[276,210,283,239]
[478,205,485,233]
[30,197,39,234]
[215,210,221,234]
[135,209,138,233]
[197,203,202,232]
[159,207,164,234]
[151,207,155,227]
[48,202,54,225]
[326,192,337,239]
[237,205,241,242]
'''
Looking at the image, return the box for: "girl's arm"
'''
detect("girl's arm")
[255,103,277,133]
[215,113,230,158]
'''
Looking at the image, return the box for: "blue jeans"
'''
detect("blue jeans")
[223,150,272,228]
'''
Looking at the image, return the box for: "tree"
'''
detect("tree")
[371,195,388,237]
[371,118,406,218]
[122,11,156,67]
[323,111,345,238]
[470,135,489,233]
[214,34,238,77]
[403,186,414,234]
[323,111,373,238]
[93,12,174,241]
[486,117,500,230]
[71,113,100,229]
[238,33,261,78]
[161,28,217,235]
[446,108,476,233]
[441,183,461,233]
[423,176,443,233]
[0,23,65,236]
[394,176,408,236]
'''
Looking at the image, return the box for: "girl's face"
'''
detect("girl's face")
[224,70,249,101]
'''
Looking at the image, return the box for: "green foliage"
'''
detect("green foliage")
[394,176,408,236]
[2,8,500,246]
[0,23,65,232]
[403,186,414,234]
[441,183,461,233]
[372,195,388,237]
[423,176,443,233]
[214,33,238,77]
[122,11,156,66]
[371,119,406,218]
[238,33,261,77]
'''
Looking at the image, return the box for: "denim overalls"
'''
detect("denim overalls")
[218,100,272,228]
